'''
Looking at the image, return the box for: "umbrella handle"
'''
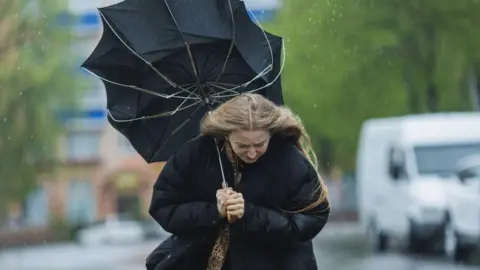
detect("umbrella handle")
[227,214,236,223]
[226,196,235,223]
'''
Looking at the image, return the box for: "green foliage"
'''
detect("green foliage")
[49,214,76,241]
[265,0,480,170]
[0,1,88,206]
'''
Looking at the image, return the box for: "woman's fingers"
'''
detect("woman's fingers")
[226,193,243,203]
[216,188,233,197]
[228,209,243,216]
[227,203,243,211]
[216,189,235,203]
[226,198,243,206]
[230,192,242,199]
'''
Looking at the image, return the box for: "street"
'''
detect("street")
[314,223,478,270]
[0,222,478,270]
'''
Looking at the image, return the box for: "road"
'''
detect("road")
[314,223,478,270]
[0,222,477,270]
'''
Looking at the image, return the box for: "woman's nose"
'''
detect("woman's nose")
[246,148,257,159]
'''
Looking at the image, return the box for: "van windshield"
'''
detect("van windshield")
[414,143,480,176]
[470,166,480,178]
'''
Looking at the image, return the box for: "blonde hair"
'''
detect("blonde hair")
[200,93,329,212]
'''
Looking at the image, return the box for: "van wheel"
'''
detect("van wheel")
[368,221,389,252]
[407,221,428,254]
[375,231,389,252]
[443,222,473,263]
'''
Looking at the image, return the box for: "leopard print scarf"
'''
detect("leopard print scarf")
[206,141,242,270]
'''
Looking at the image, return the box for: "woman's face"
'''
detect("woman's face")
[228,129,270,164]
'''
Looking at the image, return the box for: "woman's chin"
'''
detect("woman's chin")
[240,157,258,164]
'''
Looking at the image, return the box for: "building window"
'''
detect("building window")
[67,180,96,226]
[22,187,49,228]
[66,131,101,161]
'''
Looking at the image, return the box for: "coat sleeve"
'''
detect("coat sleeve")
[148,139,223,236]
[231,148,330,248]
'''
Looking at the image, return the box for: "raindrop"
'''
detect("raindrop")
[313,104,317,108]
[19,92,22,96]
[17,66,21,70]
[7,136,11,140]
[3,118,6,122]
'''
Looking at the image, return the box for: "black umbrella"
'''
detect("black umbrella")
[81,0,284,162]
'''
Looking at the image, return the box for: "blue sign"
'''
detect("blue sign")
[57,109,106,122]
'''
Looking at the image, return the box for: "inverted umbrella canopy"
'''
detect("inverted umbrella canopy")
[81,0,284,162]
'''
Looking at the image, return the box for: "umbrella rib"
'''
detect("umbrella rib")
[160,84,204,116]
[108,85,202,123]
[82,68,201,100]
[242,1,275,82]
[163,0,200,82]
[209,63,275,96]
[208,82,238,87]
[135,83,200,117]
[214,0,236,83]
[209,1,282,94]
[207,82,240,96]
[98,11,195,97]
[108,100,202,122]
[150,104,204,162]
[201,52,229,83]
[209,40,286,99]
[206,85,230,105]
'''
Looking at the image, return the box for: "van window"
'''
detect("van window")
[459,165,480,180]
[414,143,480,176]
[388,147,407,180]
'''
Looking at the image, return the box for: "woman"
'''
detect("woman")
[147,93,330,270]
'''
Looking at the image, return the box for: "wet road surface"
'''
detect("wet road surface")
[0,222,477,270]
[314,223,479,270]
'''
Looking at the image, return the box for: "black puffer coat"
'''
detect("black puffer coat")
[146,134,330,270]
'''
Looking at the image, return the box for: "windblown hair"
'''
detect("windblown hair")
[200,93,329,212]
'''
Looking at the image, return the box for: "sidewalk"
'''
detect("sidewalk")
[127,222,364,268]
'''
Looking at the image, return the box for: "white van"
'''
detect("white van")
[356,112,480,263]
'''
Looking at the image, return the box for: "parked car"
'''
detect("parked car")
[141,218,168,239]
[444,155,480,262]
[76,215,145,245]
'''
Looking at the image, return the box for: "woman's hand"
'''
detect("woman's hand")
[226,192,245,221]
[216,188,233,218]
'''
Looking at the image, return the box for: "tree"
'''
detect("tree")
[266,0,480,170]
[0,1,87,211]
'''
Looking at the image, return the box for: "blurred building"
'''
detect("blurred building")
[7,0,281,232]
